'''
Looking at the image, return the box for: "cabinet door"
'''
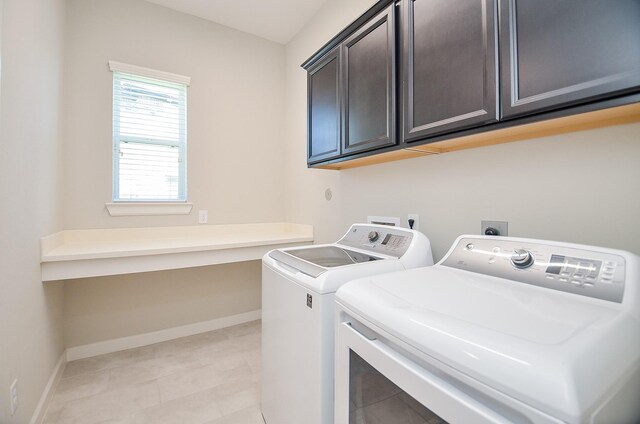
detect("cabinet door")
[404,0,498,142]
[307,47,341,163]
[342,4,397,155]
[500,0,640,118]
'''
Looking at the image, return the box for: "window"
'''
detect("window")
[109,61,189,202]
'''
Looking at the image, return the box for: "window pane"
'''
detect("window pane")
[118,141,180,201]
[117,78,181,142]
[113,70,187,201]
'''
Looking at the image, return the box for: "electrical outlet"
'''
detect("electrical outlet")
[481,220,508,236]
[198,210,208,224]
[10,379,18,416]
[407,214,420,231]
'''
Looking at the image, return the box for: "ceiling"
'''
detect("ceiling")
[144,0,329,45]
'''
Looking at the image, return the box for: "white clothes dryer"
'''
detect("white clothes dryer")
[335,235,640,424]
[261,224,433,424]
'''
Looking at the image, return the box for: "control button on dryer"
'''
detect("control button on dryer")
[368,231,380,243]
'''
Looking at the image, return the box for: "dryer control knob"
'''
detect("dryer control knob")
[511,249,534,269]
[368,231,380,242]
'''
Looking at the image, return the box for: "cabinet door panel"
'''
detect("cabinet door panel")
[343,5,396,155]
[501,0,640,118]
[308,48,341,163]
[404,0,497,142]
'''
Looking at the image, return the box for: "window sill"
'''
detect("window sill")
[106,202,193,217]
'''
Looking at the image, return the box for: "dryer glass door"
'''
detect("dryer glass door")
[349,350,447,423]
[334,318,537,424]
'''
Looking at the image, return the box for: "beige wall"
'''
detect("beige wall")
[64,261,261,347]
[337,125,640,260]
[60,0,287,347]
[64,0,286,229]
[284,0,640,259]
[0,0,66,421]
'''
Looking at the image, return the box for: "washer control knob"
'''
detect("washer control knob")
[368,231,380,243]
[511,249,534,269]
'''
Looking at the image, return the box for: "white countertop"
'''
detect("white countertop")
[41,222,313,281]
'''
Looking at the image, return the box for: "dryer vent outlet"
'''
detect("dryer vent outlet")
[367,216,400,227]
[481,220,508,236]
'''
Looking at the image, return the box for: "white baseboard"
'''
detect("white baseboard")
[30,351,66,424]
[66,309,262,361]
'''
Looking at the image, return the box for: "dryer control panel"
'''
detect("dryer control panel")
[338,224,414,258]
[442,236,630,303]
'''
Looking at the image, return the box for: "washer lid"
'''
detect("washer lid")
[335,266,640,423]
[269,246,382,277]
[284,246,382,267]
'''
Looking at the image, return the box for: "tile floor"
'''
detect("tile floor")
[43,320,265,424]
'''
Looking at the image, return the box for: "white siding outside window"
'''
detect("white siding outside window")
[110,61,189,202]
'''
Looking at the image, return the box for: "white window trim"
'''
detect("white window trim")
[108,61,191,215]
[108,61,191,86]
[105,202,193,217]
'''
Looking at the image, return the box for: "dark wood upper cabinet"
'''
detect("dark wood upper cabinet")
[403,0,498,142]
[303,0,640,168]
[342,4,397,155]
[500,0,640,118]
[307,47,341,163]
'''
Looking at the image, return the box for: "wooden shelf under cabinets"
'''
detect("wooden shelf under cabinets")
[314,102,640,170]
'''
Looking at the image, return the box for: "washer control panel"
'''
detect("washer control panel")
[338,225,413,258]
[442,237,627,303]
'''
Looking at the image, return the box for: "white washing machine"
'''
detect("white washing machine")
[261,224,434,424]
[335,235,640,424]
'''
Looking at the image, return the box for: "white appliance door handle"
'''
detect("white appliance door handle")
[345,321,377,340]
[341,321,520,424]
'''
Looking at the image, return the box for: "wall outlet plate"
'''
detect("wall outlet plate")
[198,210,208,224]
[481,220,508,236]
